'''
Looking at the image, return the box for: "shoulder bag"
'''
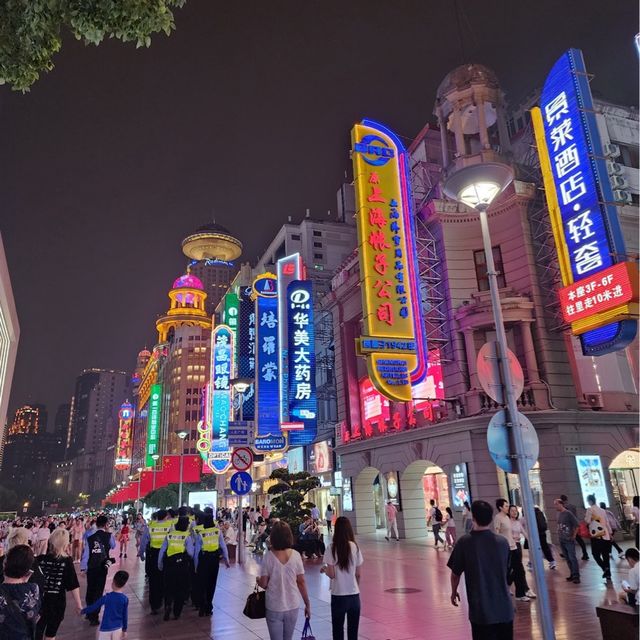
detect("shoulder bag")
[243,585,266,619]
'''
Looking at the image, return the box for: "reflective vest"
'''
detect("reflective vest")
[200,526,220,552]
[166,530,190,557]
[193,523,204,535]
[149,520,173,549]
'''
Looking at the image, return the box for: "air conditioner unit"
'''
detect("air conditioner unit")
[584,393,604,409]
[606,160,623,175]
[610,175,628,189]
[603,143,621,158]
[612,189,632,204]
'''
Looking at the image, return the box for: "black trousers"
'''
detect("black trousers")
[509,545,529,598]
[539,532,554,562]
[471,621,513,640]
[163,553,190,618]
[145,546,163,611]
[576,534,588,558]
[591,538,612,575]
[85,566,108,623]
[196,550,221,614]
[331,594,360,640]
[35,594,66,639]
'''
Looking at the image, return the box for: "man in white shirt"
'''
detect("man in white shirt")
[385,501,399,541]
[619,547,639,606]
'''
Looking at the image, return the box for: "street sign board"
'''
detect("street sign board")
[230,471,252,495]
[477,342,524,405]
[487,410,539,473]
[228,421,254,448]
[231,447,253,472]
[253,433,287,452]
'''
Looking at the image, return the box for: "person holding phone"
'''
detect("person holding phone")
[618,548,639,606]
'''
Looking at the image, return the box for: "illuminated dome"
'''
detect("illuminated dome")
[436,63,500,99]
[138,349,151,358]
[182,222,242,262]
[172,274,204,290]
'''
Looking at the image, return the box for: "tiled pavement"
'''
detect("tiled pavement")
[57,534,634,639]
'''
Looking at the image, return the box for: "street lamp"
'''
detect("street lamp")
[442,162,555,640]
[230,377,254,564]
[175,429,189,508]
[136,467,143,513]
[54,478,62,485]
[151,453,160,491]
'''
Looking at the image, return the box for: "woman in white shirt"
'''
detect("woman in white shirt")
[257,521,310,640]
[322,516,363,640]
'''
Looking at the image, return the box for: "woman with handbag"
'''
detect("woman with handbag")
[321,517,363,640]
[257,521,311,640]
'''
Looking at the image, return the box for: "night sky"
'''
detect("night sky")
[1,1,637,422]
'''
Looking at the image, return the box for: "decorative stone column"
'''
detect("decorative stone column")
[475,96,490,149]
[520,320,540,383]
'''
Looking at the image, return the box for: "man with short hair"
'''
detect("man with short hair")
[554,499,580,584]
[448,500,513,640]
[619,548,639,606]
[428,499,444,547]
[560,494,589,560]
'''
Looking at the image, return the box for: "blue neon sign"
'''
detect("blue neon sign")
[540,49,636,355]
[237,287,256,421]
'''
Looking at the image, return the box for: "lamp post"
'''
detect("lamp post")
[136,467,143,513]
[151,453,160,491]
[230,377,253,564]
[442,162,555,640]
[175,430,189,508]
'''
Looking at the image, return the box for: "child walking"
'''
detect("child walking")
[81,570,129,639]
[444,507,457,549]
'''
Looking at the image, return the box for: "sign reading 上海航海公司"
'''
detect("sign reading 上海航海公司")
[115,401,134,470]
[351,120,427,402]
[532,48,637,354]
[254,274,280,441]
[286,280,317,446]
[145,384,162,467]
[208,325,233,473]
[237,287,256,421]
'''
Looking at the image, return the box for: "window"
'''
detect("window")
[313,242,323,248]
[473,246,506,291]
[313,230,322,237]
[314,253,323,260]
[291,234,301,241]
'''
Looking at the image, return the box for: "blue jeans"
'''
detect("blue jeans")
[331,594,361,640]
[265,608,299,640]
[560,538,579,578]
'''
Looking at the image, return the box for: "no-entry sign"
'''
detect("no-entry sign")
[231,447,253,472]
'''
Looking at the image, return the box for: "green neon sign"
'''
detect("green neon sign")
[145,383,162,467]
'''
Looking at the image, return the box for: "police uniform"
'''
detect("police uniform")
[158,528,194,620]
[143,519,173,613]
[194,524,229,616]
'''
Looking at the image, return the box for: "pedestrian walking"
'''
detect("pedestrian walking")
[322,516,363,640]
[133,514,145,553]
[0,545,41,640]
[585,493,613,580]
[600,502,624,557]
[428,499,444,547]
[310,504,320,521]
[158,515,194,621]
[35,528,82,640]
[71,517,84,563]
[632,496,639,549]
[117,517,130,560]
[325,505,334,534]
[462,501,473,534]
[194,512,230,616]
[81,515,116,627]
[138,509,173,614]
[34,522,51,556]
[81,570,129,640]
[560,494,589,560]
[532,507,556,569]
[257,521,311,640]
[448,500,514,640]
[554,499,580,584]
[384,501,399,541]
[444,507,457,549]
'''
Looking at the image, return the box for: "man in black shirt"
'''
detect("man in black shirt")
[447,500,514,640]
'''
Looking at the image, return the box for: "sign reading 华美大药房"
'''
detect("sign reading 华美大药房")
[209,325,233,473]
[145,384,162,467]
[254,274,280,441]
[351,120,427,401]
[532,48,637,354]
[115,401,134,470]
[286,280,317,446]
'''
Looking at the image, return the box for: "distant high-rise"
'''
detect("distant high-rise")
[8,404,48,436]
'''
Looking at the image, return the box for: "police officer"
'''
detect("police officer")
[139,509,173,614]
[158,515,194,621]
[194,512,230,616]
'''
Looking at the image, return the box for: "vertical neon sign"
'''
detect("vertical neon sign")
[208,325,233,473]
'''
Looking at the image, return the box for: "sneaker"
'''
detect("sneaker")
[385,536,389,541]
[619,552,626,559]
[549,561,557,570]
[516,596,531,602]
[526,590,537,598]
[566,576,575,581]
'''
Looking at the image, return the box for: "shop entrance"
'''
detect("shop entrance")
[497,461,545,516]
[400,461,449,539]
[354,466,385,535]
[609,448,640,528]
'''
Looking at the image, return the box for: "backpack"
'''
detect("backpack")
[87,530,110,570]
[434,507,443,522]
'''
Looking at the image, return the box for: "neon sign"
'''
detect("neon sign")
[115,401,133,470]
[237,287,255,420]
[145,384,162,467]
[532,48,637,354]
[209,325,233,473]
[287,280,317,445]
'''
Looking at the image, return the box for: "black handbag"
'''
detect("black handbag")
[243,585,266,619]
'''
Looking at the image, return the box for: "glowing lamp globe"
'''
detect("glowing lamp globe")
[442,163,514,211]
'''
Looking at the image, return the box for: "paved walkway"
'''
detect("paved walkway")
[57,534,633,639]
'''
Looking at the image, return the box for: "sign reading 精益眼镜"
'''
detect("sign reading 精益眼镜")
[532,48,637,354]
[286,280,317,446]
[209,325,233,473]
[145,384,162,467]
[351,119,427,401]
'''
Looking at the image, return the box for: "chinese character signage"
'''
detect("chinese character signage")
[575,455,608,508]
[145,384,162,467]
[532,49,637,354]
[223,289,240,361]
[209,325,233,473]
[351,119,427,401]
[115,401,134,470]
[287,280,317,446]
[254,275,281,438]
[237,287,256,421]
[449,463,471,511]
